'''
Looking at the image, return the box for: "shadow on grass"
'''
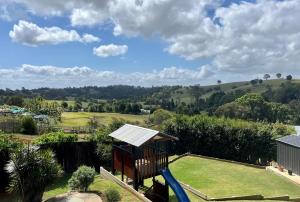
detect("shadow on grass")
[44,174,71,194]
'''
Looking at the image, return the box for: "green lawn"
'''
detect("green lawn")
[168,156,300,198]
[43,174,142,202]
[60,112,149,128]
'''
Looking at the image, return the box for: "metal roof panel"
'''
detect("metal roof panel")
[109,124,160,147]
[276,135,300,148]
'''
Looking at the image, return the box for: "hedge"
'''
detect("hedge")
[164,115,291,165]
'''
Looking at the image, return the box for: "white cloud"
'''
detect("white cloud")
[3,0,300,76]
[9,20,100,46]
[93,44,128,57]
[0,64,214,89]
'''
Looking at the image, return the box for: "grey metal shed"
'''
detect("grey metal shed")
[276,135,300,175]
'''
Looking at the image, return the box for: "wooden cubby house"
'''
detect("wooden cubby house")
[109,124,178,200]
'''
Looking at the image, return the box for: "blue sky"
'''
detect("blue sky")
[0,16,206,72]
[0,0,299,89]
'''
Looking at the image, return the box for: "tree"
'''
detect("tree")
[217,80,222,84]
[61,101,68,109]
[6,146,61,202]
[88,116,99,132]
[7,96,24,107]
[150,109,172,125]
[250,79,258,85]
[21,116,37,135]
[276,73,282,79]
[263,74,270,80]
[286,74,293,81]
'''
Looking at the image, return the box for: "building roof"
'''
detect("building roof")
[109,124,178,147]
[277,135,300,148]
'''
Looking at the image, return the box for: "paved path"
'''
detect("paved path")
[45,192,102,202]
[266,166,300,185]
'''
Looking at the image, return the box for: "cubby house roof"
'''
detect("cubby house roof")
[109,124,178,147]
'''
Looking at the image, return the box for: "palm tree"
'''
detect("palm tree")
[217,80,222,84]
[6,146,62,202]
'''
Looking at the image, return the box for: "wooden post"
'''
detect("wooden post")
[121,150,124,181]
[111,138,115,175]
[132,147,138,190]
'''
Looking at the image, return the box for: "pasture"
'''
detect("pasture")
[60,112,149,127]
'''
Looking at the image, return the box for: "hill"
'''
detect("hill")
[1,79,299,102]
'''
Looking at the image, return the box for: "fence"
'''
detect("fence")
[40,141,101,173]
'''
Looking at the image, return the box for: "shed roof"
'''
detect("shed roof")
[109,124,177,147]
[276,135,300,148]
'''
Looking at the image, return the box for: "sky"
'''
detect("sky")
[0,0,299,89]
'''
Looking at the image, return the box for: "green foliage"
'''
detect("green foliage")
[164,114,291,165]
[34,131,78,144]
[25,97,62,119]
[286,74,292,80]
[150,109,173,125]
[61,101,68,109]
[21,116,37,135]
[7,96,24,107]
[6,146,62,202]
[105,188,121,202]
[0,134,23,151]
[217,93,293,123]
[96,143,112,163]
[68,165,96,192]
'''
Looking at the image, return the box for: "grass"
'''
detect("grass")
[43,174,142,202]
[168,156,300,198]
[60,112,149,128]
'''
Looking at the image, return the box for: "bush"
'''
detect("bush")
[150,109,173,125]
[0,134,23,152]
[34,131,78,144]
[68,165,96,192]
[164,114,291,165]
[21,116,37,135]
[6,146,62,202]
[105,188,121,202]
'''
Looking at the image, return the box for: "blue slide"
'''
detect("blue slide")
[161,168,190,202]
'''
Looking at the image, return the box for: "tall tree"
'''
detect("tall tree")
[263,74,271,80]
[276,73,282,79]
[286,75,293,81]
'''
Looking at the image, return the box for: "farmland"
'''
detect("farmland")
[59,112,150,127]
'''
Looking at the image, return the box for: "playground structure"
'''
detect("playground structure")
[109,124,190,202]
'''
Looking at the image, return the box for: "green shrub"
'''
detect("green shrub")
[21,116,37,135]
[150,109,173,125]
[34,131,78,144]
[0,134,23,152]
[105,188,121,202]
[68,165,96,192]
[6,146,62,202]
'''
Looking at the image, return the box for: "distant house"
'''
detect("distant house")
[276,135,300,175]
[34,114,49,121]
[140,109,151,114]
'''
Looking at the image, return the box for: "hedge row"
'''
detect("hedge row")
[164,115,291,165]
